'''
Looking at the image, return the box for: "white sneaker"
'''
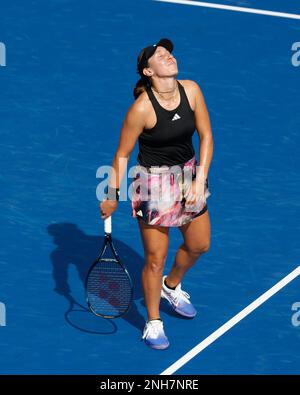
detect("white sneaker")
[161,275,197,318]
[141,319,170,350]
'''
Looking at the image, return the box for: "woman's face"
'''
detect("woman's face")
[145,46,178,78]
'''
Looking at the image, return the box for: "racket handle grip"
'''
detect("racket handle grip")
[104,216,112,234]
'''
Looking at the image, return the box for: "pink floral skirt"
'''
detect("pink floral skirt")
[131,156,211,227]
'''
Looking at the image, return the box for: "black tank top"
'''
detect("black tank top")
[137,80,196,167]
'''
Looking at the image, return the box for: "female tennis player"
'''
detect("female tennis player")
[100,38,213,350]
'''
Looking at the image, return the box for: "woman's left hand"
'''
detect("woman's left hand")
[185,179,206,211]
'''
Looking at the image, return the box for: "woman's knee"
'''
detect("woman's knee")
[184,240,210,256]
[144,252,167,274]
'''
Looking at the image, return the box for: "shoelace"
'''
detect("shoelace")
[142,320,163,340]
[168,284,191,307]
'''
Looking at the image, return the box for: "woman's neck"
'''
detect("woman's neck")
[151,80,179,103]
[151,77,177,94]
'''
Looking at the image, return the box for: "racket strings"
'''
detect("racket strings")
[86,259,132,318]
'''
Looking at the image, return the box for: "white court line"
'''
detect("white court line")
[154,0,300,20]
[160,265,300,375]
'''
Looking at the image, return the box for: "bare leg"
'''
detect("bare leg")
[138,218,170,321]
[166,211,211,288]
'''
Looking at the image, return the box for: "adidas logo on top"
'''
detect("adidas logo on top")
[171,113,181,121]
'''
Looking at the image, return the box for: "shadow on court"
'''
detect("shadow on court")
[47,223,145,333]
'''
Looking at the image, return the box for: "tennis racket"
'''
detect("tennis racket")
[85,216,133,319]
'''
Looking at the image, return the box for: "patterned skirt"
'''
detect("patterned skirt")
[131,155,211,227]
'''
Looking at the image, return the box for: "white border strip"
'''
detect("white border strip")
[154,0,300,20]
[160,265,300,375]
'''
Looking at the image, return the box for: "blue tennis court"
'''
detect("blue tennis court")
[0,0,299,374]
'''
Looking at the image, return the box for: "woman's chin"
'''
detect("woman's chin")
[167,67,179,77]
[171,66,179,76]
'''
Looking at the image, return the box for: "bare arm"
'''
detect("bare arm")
[191,80,214,181]
[108,100,146,190]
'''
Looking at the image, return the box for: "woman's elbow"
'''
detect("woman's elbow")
[115,150,131,160]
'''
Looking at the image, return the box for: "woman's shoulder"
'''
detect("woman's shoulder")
[178,80,202,111]
[127,90,152,119]
[132,89,152,111]
[178,79,201,91]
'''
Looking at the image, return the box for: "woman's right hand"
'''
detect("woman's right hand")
[100,198,118,220]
